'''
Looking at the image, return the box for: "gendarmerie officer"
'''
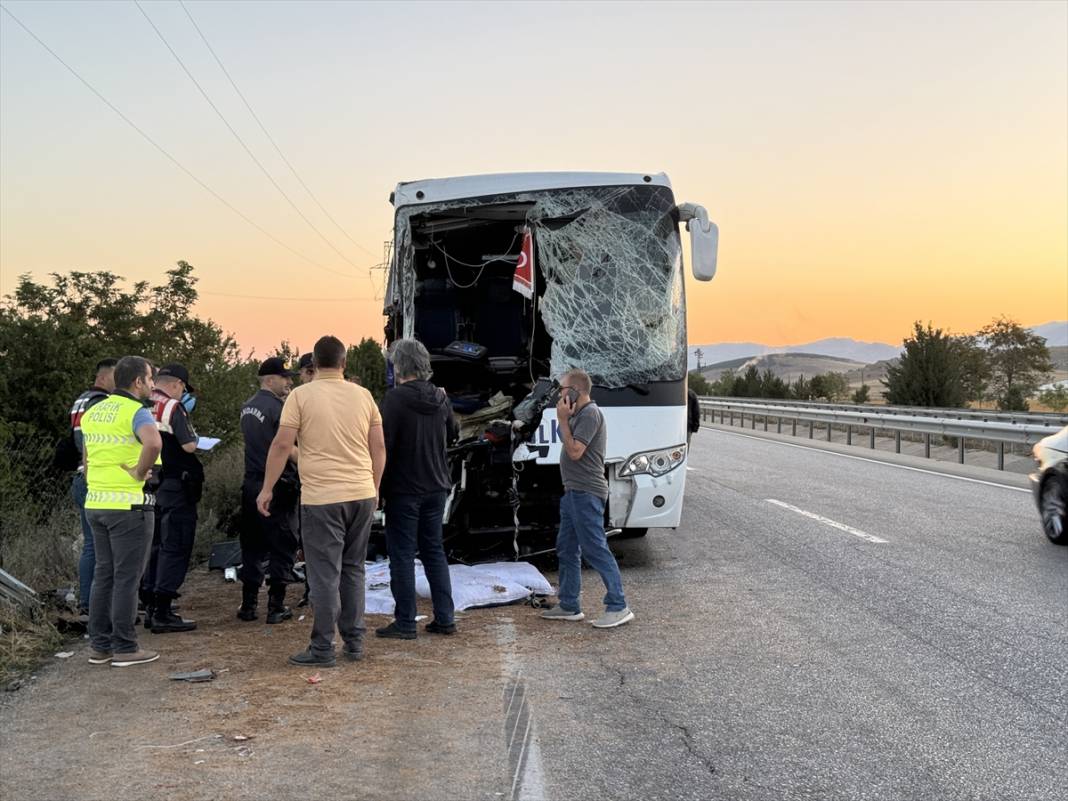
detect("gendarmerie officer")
[141,363,201,633]
[237,357,300,623]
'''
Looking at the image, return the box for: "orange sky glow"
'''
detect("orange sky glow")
[2,1,1065,355]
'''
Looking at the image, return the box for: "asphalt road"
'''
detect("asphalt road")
[508,425,1068,801]
[2,425,1065,801]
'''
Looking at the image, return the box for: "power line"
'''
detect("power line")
[0,3,353,279]
[134,0,366,274]
[201,290,372,303]
[178,0,376,260]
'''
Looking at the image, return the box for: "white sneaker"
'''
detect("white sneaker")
[591,608,634,628]
[540,605,585,621]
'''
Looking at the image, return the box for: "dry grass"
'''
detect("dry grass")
[0,602,65,686]
[0,445,245,684]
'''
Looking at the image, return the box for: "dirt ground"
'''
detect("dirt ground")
[0,564,554,801]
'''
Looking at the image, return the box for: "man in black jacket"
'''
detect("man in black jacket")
[687,388,701,446]
[376,338,458,640]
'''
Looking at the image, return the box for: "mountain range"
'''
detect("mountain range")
[687,322,1067,370]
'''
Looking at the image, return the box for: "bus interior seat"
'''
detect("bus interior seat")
[477,276,526,357]
[414,278,456,351]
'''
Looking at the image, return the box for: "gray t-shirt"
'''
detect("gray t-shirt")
[560,401,608,499]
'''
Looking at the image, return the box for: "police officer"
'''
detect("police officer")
[298,352,315,384]
[141,363,201,633]
[237,357,300,623]
[67,357,117,617]
[81,356,162,667]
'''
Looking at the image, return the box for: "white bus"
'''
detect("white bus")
[384,171,717,555]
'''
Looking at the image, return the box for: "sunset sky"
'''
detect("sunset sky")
[2,0,1065,355]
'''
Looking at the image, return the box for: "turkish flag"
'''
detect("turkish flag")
[512,227,534,299]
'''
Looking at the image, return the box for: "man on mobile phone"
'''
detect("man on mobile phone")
[540,369,634,629]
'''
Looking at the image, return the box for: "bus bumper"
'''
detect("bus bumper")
[608,462,687,529]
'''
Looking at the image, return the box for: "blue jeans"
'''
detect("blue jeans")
[556,490,627,613]
[71,472,95,610]
[385,492,454,632]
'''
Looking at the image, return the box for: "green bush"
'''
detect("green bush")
[192,445,246,564]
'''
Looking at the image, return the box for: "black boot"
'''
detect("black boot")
[237,583,259,622]
[150,593,197,633]
[139,589,154,629]
[266,584,292,625]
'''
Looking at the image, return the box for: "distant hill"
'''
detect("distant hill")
[688,338,900,369]
[1032,321,1068,347]
[1050,346,1068,372]
[699,352,868,384]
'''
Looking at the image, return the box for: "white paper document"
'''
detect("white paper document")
[196,436,221,451]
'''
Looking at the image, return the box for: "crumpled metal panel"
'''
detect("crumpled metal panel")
[392,185,684,388]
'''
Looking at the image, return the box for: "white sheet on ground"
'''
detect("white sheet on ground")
[363,559,553,615]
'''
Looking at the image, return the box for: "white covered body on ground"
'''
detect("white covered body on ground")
[364,560,553,615]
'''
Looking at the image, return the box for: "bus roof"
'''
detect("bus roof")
[391,171,671,209]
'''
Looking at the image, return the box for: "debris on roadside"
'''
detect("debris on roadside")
[54,651,74,659]
[0,567,39,608]
[135,734,223,751]
[303,673,322,684]
[169,669,217,683]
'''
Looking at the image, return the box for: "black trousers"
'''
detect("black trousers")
[238,479,299,587]
[140,480,198,600]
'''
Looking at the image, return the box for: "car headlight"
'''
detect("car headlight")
[619,445,687,477]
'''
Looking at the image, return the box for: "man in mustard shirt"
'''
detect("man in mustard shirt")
[81,356,163,667]
[258,336,386,667]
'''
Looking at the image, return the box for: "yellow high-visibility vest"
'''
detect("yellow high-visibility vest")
[82,394,147,510]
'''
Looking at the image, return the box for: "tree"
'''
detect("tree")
[810,372,849,402]
[1038,385,1068,412]
[852,384,871,404]
[978,317,1053,411]
[791,375,813,401]
[734,365,761,398]
[883,322,966,407]
[955,334,991,406]
[346,338,387,401]
[688,371,711,395]
[710,369,736,397]
[759,368,789,399]
[0,263,255,444]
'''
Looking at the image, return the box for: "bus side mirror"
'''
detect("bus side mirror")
[677,202,718,281]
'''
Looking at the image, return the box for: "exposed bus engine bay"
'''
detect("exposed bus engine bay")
[383,183,687,557]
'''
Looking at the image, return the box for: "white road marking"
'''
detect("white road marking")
[496,618,546,801]
[706,427,1032,494]
[766,498,889,543]
[686,467,697,472]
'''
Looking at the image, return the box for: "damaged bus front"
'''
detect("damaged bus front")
[383,172,717,557]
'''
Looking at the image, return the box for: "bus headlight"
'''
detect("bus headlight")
[619,445,687,478]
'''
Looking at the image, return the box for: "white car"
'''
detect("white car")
[1030,426,1068,545]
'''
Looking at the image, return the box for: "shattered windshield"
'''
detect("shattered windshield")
[393,184,685,388]
[529,185,684,387]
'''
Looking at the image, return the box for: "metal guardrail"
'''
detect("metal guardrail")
[699,396,1068,427]
[698,398,1067,470]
